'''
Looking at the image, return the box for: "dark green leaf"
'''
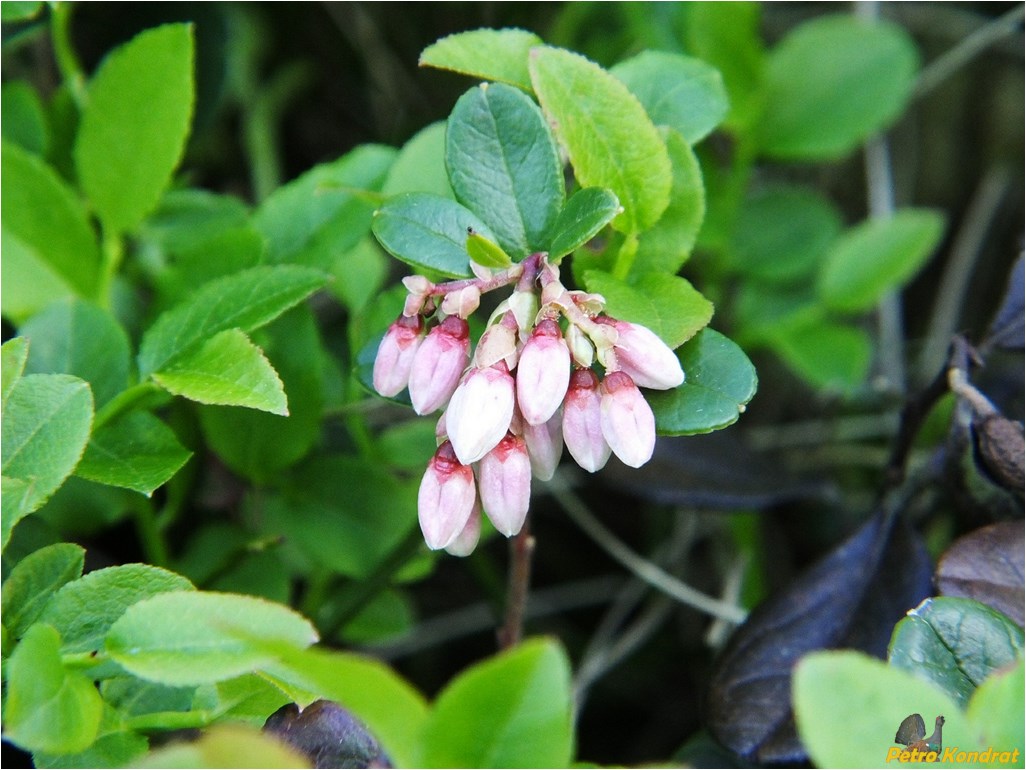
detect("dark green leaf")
[419,28,544,92]
[446,82,564,257]
[1,543,84,639]
[2,81,48,156]
[548,187,621,261]
[648,329,757,436]
[33,730,148,769]
[75,24,195,233]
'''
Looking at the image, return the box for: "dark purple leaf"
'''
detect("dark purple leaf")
[706,510,933,764]
[263,700,390,769]
[936,520,1024,626]
[985,254,1024,351]
[971,414,1025,498]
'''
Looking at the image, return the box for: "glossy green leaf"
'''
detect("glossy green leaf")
[135,724,308,769]
[794,651,978,769]
[420,637,574,768]
[137,265,325,377]
[152,328,288,414]
[198,307,324,483]
[253,144,395,268]
[612,51,728,144]
[382,121,453,198]
[106,591,318,686]
[548,187,621,261]
[759,15,919,160]
[966,657,1025,752]
[2,336,29,409]
[2,81,48,156]
[818,210,945,313]
[634,129,705,275]
[730,185,842,283]
[1,141,99,306]
[101,676,195,717]
[1,374,93,533]
[584,271,713,349]
[889,597,1024,709]
[647,329,758,436]
[766,315,872,392]
[75,24,195,233]
[20,298,131,407]
[1,542,84,639]
[372,192,495,278]
[530,46,671,234]
[467,231,514,269]
[447,82,564,257]
[40,563,194,654]
[419,28,544,91]
[75,411,192,496]
[206,674,292,726]
[4,624,104,754]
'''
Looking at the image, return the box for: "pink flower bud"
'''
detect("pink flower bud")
[418,441,477,550]
[598,318,684,390]
[477,432,531,537]
[408,316,470,415]
[523,407,563,481]
[516,319,571,426]
[562,368,611,473]
[446,363,516,465]
[373,315,424,397]
[474,321,517,370]
[440,285,482,318]
[444,499,482,557]
[600,371,656,468]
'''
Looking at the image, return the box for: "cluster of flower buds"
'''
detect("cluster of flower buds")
[373,252,684,556]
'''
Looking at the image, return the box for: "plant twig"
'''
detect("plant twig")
[497,517,535,649]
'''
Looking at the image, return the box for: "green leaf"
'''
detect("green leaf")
[446,82,564,257]
[966,658,1025,752]
[40,564,194,654]
[1,476,36,551]
[75,411,192,496]
[106,591,319,686]
[633,129,705,275]
[372,192,496,278]
[74,24,195,233]
[2,81,49,156]
[1,229,79,324]
[328,237,388,313]
[530,46,672,234]
[759,15,919,160]
[198,306,324,483]
[1,543,84,639]
[338,588,415,645]
[419,28,544,92]
[142,188,251,254]
[793,651,979,768]
[548,187,621,261]
[765,314,872,392]
[253,144,395,268]
[889,597,1024,709]
[152,328,288,415]
[1,374,93,539]
[647,328,758,436]
[730,184,843,284]
[102,676,195,717]
[1,2,43,22]
[4,624,104,755]
[382,121,453,198]
[420,637,574,768]
[206,674,291,726]
[20,298,131,407]
[818,209,945,313]
[467,231,514,269]
[611,51,728,144]
[583,271,713,349]
[134,725,308,769]
[2,336,30,409]
[137,265,325,377]
[33,730,148,769]
[260,642,429,769]
[1,141,99,306]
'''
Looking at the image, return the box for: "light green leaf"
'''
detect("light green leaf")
[253,144,395,268]
[759,15,919,160]
[328,237,388,313]
[20,298,131,407]
[33,730,149,769]
[1,542,84,639]
[137,265,325,376]
[1,476,36,551]
[818,209,945,313]
[206,674,291,726]
[106,591,319,686]
[612,51,728,144]
[966,658,1025,752]
[372,192,495,278]
[4,624,104,755]
[419,28,544,92]
[1,228,78,324]
[766,314,872,392]
[446,82,564,257]
[134,725,308,769]
[141,188,251,254]
[420,637,574,768]
[75,24,195,233]
[889,597,1024,709]
[152,328,288,415]
[1,374,93,534]
[1,140,99,303]
[75,411,192,496]
[548,187,621,261]
[530,46,671,234]
[2,336,30,408]
[1,2,43,22]
[648,329,758,436]
[2,81,49,156]
[467,231,514,269]
[584,271,713,349]
[382,121,453,198]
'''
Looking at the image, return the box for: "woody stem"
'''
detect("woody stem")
[497,515,535,650]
